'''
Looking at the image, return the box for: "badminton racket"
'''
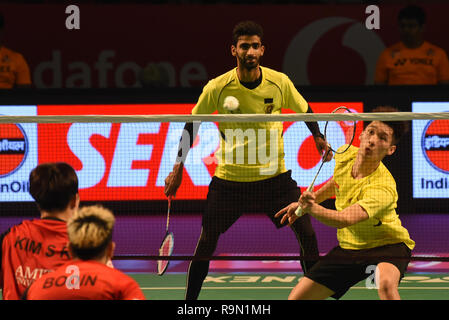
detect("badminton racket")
[295,106,357,217]
[157,196,174,275]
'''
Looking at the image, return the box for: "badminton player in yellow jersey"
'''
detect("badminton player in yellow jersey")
[165,21,331,300]
[276,106,415,300]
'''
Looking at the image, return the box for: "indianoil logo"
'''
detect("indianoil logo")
[421,118,449,174]
[0,123,29,178]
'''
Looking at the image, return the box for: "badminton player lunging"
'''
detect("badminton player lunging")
[164,20,331,300]
[276,106,415,300]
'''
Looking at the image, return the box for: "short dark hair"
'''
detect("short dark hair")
[232,20,263,46]
[29,162,79,213]
[364,106,410,145]
[398,5,426,26]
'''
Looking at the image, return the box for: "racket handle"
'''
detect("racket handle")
[166,196,172,231]
[294,206,305,217]
[295,184,314,217]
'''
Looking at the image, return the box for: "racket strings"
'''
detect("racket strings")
[324,111,357,154]
[295,106,357,217]
[158,197,174,275]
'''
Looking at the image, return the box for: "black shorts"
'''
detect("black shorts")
[203,170,300,234]
[305,243,412,299]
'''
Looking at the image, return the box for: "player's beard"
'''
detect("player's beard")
[238,54,260,70]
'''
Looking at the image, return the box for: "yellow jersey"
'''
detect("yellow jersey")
[192,66,308,182]
[333,145,415,250]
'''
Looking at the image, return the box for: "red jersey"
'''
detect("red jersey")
[25,260,145,300]
[0,218,70,300]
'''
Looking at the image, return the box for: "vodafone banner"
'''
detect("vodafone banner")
[1,4,448,88]
[0,102,363,201]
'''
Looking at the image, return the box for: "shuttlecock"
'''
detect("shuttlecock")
[223,96,239,112]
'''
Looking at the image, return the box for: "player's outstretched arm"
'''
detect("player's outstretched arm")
[275,202,301,226]
[304,105,332,162]
[306,203,369,229]
[164,162,184,197]
[313,179,337,204]
[275,179,336,225]
[164,122,198,197]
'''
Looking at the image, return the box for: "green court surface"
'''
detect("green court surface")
[132,272,449,300]
[2,272,448,300]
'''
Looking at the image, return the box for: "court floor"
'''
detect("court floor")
[1,272,448,300]
[133,272,449,300]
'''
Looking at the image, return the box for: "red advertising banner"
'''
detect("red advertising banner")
[37,104,195,201]
[33,102,363,201]
[1,4,448,88]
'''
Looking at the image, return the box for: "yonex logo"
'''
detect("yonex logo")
[394,58,407,67]
[0,123,29,178]
[421,118,449,174]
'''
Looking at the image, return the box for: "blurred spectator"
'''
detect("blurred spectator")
[375,5,449,85]
[139,63,170,88]
[0,12,32,88]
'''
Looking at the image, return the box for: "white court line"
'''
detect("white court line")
[351,287,449,290]
[141,287,292,290]
[141,286,449,290]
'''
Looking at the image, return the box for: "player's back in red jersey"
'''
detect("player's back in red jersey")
[25,260,145,300]
[1,218,70,300]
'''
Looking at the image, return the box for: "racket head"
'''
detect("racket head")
[157,232,174,275]
[324,106,357,154]
[295,106,356,218]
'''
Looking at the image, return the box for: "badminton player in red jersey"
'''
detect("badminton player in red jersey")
[0,162,79,300]
[24,205,145,300]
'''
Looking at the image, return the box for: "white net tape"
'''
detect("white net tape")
[0,112,448,123]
